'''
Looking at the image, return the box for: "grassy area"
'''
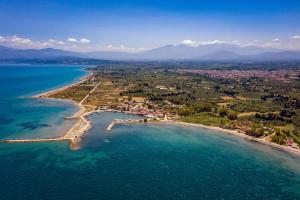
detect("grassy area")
[50,83,92,102]
[181,113,230,127]
[48,64,300,147]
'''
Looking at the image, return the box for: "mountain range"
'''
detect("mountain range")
[1,44,300,61]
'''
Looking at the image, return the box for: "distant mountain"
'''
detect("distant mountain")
[132,44,283,60]
[87,44,300,61]
[84,51,134,60]
[244,51,300,61]
[0,46,81,59]
[1,44,300,61]
[196,50,241,60]
[85,44,286,60]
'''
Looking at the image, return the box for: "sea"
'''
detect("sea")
[0,64,300,200]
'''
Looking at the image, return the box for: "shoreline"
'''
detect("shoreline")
[100,112,300,156]
[36,70,96,146]
[3,69,300,156]
[161,120,300,156]
[32,72,92,98]
[2,70,96,149]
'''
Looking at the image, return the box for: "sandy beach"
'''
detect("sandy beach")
[161,120,300,156]
[4,69,300,156]
[33,72,92,98]
[87,109,300,157]
[108,116,300,156]
[2,71,97,148]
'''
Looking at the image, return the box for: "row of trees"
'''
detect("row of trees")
[177,104,238,120]
[255,112,293,123]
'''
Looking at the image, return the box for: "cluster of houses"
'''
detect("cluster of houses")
[98,97,168,120]
[177,69,300,81]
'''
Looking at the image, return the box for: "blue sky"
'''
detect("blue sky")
[0,0,300,52]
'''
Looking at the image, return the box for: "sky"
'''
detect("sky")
[0,0,300,52]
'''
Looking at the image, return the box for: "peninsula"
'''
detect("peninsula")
[3,62,300,155]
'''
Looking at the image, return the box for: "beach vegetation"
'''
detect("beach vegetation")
[49,62,300,147]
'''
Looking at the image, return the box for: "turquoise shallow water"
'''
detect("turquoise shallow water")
[0,66,300,200]
[0,112,300,200]
[0,64,87,139]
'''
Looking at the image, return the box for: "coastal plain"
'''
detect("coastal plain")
[1,64,300,200]
[24,63,300,155]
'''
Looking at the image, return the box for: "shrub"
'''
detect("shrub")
[271,133,286,145]
[227,111,238,120]
[218,107,228,117]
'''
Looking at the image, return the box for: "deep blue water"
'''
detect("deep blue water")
[0,65,300,200]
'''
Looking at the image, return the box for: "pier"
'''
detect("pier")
[2,138,70,143]
[1,81,100,146]
[106,118,147,131]
[106,122,115,131]
[1,114,91,144]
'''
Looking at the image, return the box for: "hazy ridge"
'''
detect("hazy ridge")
[1,44,300,61]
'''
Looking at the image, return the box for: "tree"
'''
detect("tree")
[296,99,300,109]
[271,131,286,145]
[218,107,228,117]
[177,107,194,116]
[194,103,213,113]
[214,85,221,92]
[227,111,238,120]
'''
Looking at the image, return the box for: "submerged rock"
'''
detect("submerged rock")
[17,121,50,130]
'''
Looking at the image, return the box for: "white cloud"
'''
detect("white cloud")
[106,44,134,52]
[199,40,225,45]
[291,35,300,39]
[259,38,281,48]
[179,38,300,49]
[67,38,77,42]
[0,35,146,52]
[231,40,240,45]
[0,35,71,49]
[181,39,198,46]
[181,39,225,47]
[10,36,32,44]
[80,38,90,44]
[0,35,34,47]
[261,42,281,48]
[2,34,300,53]
[48,39,64,45]
[67,37,90,44]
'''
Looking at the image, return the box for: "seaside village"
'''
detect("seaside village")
[98,96,171,121]
[45,69,300,151]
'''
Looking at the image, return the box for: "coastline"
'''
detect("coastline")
[2,70,95,149]
[162,120,300,156]
[3,69,300,156]
[36,71,96,145]
[101,113,300,156]
[32,72,92,98]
